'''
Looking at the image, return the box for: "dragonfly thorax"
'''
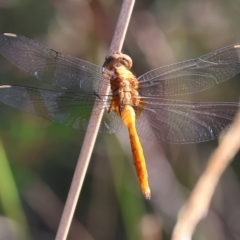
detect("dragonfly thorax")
[108,64,140,113]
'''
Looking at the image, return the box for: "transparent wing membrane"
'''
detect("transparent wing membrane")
[0,85,122,134]
[0,33,240,143]
[138,44,240,96]
[136,98,239,143]
[0,33,110,91]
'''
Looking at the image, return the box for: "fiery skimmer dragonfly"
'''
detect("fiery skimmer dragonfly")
[0,33,240,198]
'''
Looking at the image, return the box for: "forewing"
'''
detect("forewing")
[138,44,240,96]
[0,85,122,134]
[0,33,109,91]
[136,98,239,143]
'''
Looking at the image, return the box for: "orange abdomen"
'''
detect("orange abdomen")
[121,105,150,198]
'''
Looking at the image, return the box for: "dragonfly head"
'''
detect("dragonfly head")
[103,52,132,70]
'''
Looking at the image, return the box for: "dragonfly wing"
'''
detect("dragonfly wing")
[0,33,109,91]
[0,85,122,134]
[136,98,239,143]
[138,44,240,96]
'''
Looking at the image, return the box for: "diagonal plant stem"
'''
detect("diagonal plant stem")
[55,1,135,240]
[171,111,240,240]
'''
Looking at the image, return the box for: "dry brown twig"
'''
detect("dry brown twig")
[172,110,240,240]
[55,1,135,240]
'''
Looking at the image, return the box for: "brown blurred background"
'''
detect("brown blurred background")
[0,0,240,239]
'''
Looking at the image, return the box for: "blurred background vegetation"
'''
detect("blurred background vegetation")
[0,0,240,239]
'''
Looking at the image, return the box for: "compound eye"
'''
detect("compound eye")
[120,54,132,69]
[103,52,133,70]
[103,52,121,70]
[105,53,120,62]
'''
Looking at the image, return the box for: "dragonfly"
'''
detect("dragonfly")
[0,33,240,198]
